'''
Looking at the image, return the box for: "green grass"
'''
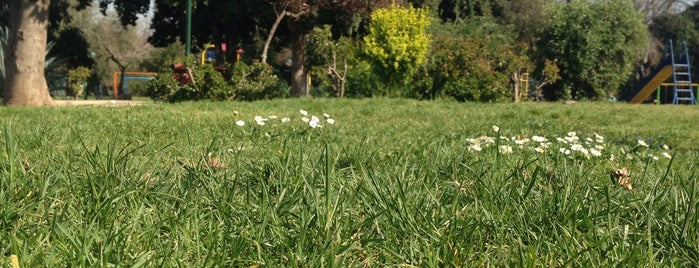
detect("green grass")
[1,99,698,266]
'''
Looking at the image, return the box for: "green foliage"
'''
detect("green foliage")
[537,0,648,100]
[145,68,180,101]
[363,5,431,94]
[193,64,234,101]
[650,6,699,88]
[414,17,525,102]
[229,61,284,101]
[147,59,283,102]
[68,66,92,98]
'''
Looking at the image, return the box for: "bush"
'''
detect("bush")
[230,61,284,101]
[146,69,180,102]
[416,35,510,102]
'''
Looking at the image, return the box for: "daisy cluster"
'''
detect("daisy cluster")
[234,109,335,129]
[465,125,672,161]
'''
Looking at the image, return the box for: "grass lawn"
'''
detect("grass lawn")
[1,98,698,266]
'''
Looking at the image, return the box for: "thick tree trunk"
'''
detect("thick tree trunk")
[4,0,55,106]
[289,21,307,97]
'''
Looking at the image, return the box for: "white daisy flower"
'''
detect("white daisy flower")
[300,109,308,116]
[500,145,513,154]
[235,120,245,127]
[638,139,649,147]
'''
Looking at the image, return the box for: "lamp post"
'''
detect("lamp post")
[185,0,192,56]
[236,47,244,62]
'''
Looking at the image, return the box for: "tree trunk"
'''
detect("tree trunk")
[3,0,55,106]
[261,11,286,65]
[511,72,520,103]
[289,21,307,97]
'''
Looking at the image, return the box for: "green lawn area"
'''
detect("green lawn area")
[2,99,698,266]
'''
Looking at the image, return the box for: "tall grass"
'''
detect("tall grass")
[1,99,698,266]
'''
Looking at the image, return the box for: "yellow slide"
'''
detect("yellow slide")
[629,65,673,104]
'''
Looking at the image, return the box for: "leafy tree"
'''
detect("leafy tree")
[73,4,155,95]
[307,25,354,97]
[363,4,431,96]
[68,66,91,98]
[536,0,648,100]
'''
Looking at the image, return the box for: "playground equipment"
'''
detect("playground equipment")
[627,40,697,104]
[112,72,157,98]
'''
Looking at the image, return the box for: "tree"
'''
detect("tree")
[537,0,648,100]
[73,4,155,96]
[363,4,431,96]
[3,0,150,106]
[3,0,55,105]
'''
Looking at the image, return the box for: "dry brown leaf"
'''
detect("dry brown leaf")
[611,167,632,190]
[207,154,226,169]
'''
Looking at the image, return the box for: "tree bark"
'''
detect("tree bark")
[511,72,521,103]
[261,10,287,65]
[105,46,128,98]
[4,0,55,106]
[289,20,307,97]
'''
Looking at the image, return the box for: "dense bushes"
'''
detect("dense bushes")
[146,60,285,102]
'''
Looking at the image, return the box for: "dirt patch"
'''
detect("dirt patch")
[54,100,148,106]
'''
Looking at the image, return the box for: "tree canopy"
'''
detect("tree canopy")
[1,0,698,105]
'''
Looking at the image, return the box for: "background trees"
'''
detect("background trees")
[2,0,699,104]
[537,0,649,100]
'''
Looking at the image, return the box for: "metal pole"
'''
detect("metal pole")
[185,0,192,56]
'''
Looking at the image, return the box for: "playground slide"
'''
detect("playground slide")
[628,58,673,104]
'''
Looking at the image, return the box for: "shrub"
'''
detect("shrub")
[417,35,510,102]
[146,68,180,102]
[229,61,284,101]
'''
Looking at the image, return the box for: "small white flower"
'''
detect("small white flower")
[649,154,659,161]
[301,117,310,123]
[532,135,547,143]
[326,118,335,125]
[662,144,670,150]
[590,148,602,157]
[567,131,577,137]
[500,145,513,154]
[492,125,500,132]
[256,120,266,126]
[311,115,320,123]
[579,148,589,156]
[300,109,308,116]
[468,144,482,152]
[638,139,649,147]
[281,117,290,123]
[323,113,331,118]
[662,152,672,159]
[254,115,263,122]
[309,120,319,128]
[594,133,604,143]
[235,120,245,127]
[534,147,545,153]
[559,148,571,155]
[514,138,530,145]
[269,115,278,119]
